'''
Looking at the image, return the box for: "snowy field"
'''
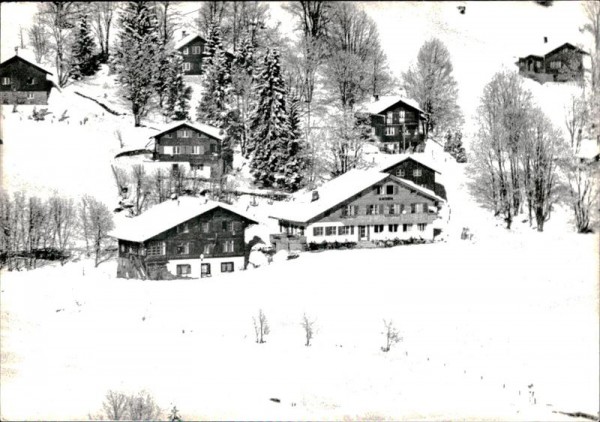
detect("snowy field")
[1,227,598,421]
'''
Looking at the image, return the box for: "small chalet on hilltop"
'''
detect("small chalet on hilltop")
[110,196,258,279]
[151,121,224,179]
[517,42,588,83]
[378,153,447,200]
[361,96,428,154]
[269,168,445,251]
[0,51,53,105]
[175,31,235,75]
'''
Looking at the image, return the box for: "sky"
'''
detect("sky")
[0,1,592,120]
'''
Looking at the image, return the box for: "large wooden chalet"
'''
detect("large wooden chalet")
[110,196,258,279]
[362,96,428,154]
[152,121,224,179]
[269,168,445,251]
[0,54,53,105]
[517,42,588,83]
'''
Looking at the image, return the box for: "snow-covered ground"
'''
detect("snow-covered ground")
[1,219,598,420]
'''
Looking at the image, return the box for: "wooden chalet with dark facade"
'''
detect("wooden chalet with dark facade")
[379,154,447,200]
[517,42,588,83]
[361,96,428,154]
[110,196,258,279]
[0,54,53,105]
[269,168,445,251]
[152,121,224,179]
[175,31,235,76]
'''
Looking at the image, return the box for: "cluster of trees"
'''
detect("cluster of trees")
[0,191,115,270]
[91,390,172,421]
[28,2,117,86]
[470,2,599,233]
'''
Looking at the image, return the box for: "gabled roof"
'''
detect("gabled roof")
[0,54,53,75]
[544,42,588,58]
[361,96,425,115]
[175,34,206,50]
[150,121,224,140]
[378,153,442,174]
[269,168,445,224]
[109,196,258,243]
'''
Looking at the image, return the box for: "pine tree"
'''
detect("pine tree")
[283,96,308,191]
[232,32,257,158]
[158,52,192,121]
[70,14,99,80]
[113,1,161,126]
[248,49,298,190]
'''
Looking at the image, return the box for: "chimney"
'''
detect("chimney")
[182,30,188,40]
[14,46,19,56]
[544,36,548,44]
[311,191,319,202]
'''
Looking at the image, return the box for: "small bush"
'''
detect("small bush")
[253,309,270,344]
[301,313,316,347]
[381,319,402,352]
[59,110,69,122]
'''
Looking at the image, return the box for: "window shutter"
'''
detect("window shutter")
[379,204,384,214]
[411,204,416,213]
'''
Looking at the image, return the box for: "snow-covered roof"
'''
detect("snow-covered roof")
[378,153,442,174]
[0,53,53,75]
[360,96,425,115]
[109,196,258,242]
[516,41,588,60]
[175,34,206,51]
[150,121,224,140]
[270,168,445,224]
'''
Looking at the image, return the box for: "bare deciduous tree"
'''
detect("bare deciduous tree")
[28,13,50,63]
[79,195,114,267]
[47,193,76,264]
[96,389,162,421]
[253,309,270,344]
[301,313,316,347]
[88,2,116,61]
[381,319,402,352]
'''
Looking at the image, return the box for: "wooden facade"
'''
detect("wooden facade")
[367,99,428,153]
[116,205,256,279]
[517,43,587,83]
[272,172,444,250]
[153,122,223,179]
[177,35,206,75]
[0,55,52,105]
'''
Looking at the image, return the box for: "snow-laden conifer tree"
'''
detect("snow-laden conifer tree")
[249,49,306,191]
[70,14,99,80]
[232,32,257,157]
[112,1,161,126]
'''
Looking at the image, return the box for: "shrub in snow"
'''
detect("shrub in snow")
[307,241,357,251]
[301,313,316,347]
[169,406,182,422]
[248,250,269,268]
[30,107,51,121]
[381,319,402,352]
[253,309,270,344]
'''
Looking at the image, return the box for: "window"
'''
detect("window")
[163,132,172,138]
[203,243,214,255]
[27,92,34,99]
[183,62,191,71]
[147,241,165,256]
[550,61,561,70]
[386,111,393,124]
[183,47,189,55]
[313,227,323,236]
[325,226,336,236]
[386,185,395,195]
[413,169,422,177]
[403,224,412,232]
[418,223,426,232]
[172,163,179,172]
[177,264,191,276]
[418,124,423,134]
[191,163,204,171]
[191,145,201,154]
[375,186,382,195]
[222,220,230,232]
[173,146,182,154]
[120,244,126,252]
[176,242,190,255]
[389,204,401,215]
[202,222,210,233]
[338,226,354,235]
[210,144,217,153]
[341,205,357,217]
[385,127,395,136]
[399,110,405,122]
[374,225,384,233]
[201,263,211,277]
[1,77,10,85]
[366,204,383,215]
[192,45,202,54]
[232,221,242,233]
[177,222,189,234]
[179,129,191,138]
[221,262,234,273]
[389,224,399,233]
[27,77,36,85]
[396,169,405,177]
[415,203,424,213]
[223,240,234,253]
